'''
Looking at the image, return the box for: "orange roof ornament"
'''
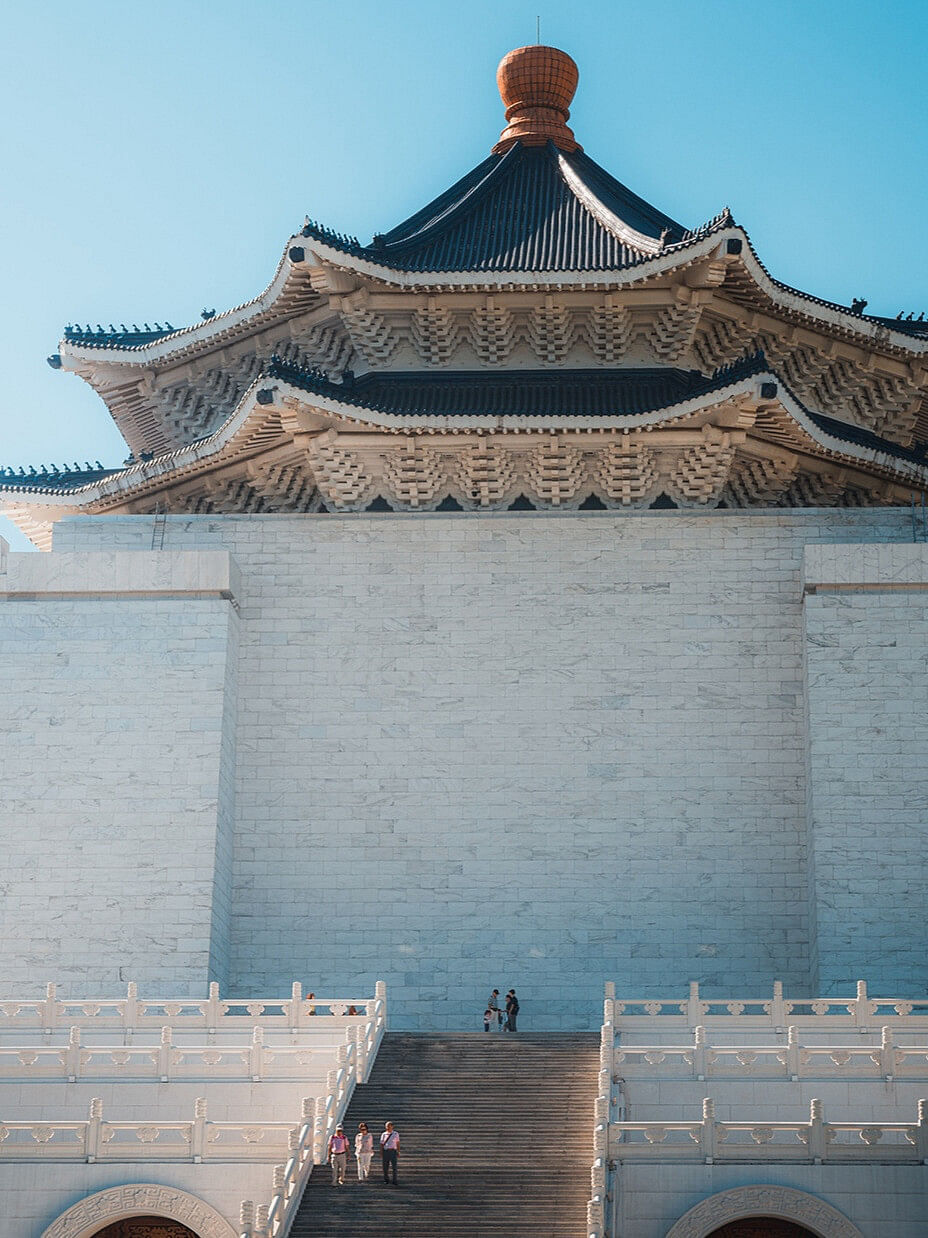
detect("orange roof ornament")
[493,45,582,154]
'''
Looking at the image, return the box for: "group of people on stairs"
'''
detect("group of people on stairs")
[327,1120,399,1187]
[483,987,519,1031]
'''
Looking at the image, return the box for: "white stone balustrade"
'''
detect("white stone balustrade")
[608,1097,928,1164]
[0,980,386,1038]
[605,980,928,1034]
[610,1024,928,1081]
[0,1096,298,1163]
[241,1027,369,1237]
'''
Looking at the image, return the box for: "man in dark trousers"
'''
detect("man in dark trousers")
[380,1120,400,1184]
[506,989,519,1031]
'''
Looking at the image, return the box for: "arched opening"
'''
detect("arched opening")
[93,1222,197,1238]
[708,1222,818,1238]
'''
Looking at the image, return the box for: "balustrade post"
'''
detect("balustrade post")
[44,982,57,1035]
[587,1198,603,1238]
[855,980,870,1031]
[251,1025,265,1081]
[273,1163,287,1194]
[347,1025,363,1082]
[66,1026,81,1081]
[255,1205,269,1236]
[375,980,387,1028]
[158,1026,172,1081]
[771,980,787,1030]
[693,1026,707,1080]
[207,981,221,1034]
[809,1097,825,1163]
[787,1025,800,1080]
[301,1096,316,1158]
[85,1097,102,1162]
[700,1097,716,1163]
[125,982,139,1034]
[290,980,302,1031]
[599,1023,612,1088]
[239,1200,255,1238]
[313,1097,326,1164]
[917,1099,928,1164]
[687,981,702,1029]
[880,1026,894,1079]
[192,1097,207,1162]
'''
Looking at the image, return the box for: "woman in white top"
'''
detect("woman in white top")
[355,1122,374,1181]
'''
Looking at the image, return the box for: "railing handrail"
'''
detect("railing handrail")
[0,981,384,1034]
[239,981,387,1237]
[604,980,928,1029]
[607,1097,928,1164]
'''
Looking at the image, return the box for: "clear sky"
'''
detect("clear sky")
[1,0,925,550]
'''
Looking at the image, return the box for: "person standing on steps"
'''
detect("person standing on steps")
[328,1124,349,1186]
[380,1120,400,1185]
[355,1122,373,1181]
[505,988,519,1032]
[487,987,502,1031]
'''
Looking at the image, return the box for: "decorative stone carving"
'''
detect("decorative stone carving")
[586,300,633,363]
[723,454,798,507]
[340,306,399,363]
[382,439,445,509]
[527,301,575,364]
[410,303,459,365]
[651,301,702,363]
[664,1184,866,1238]
[309,437,376,512]
[666,433,734,505]
[246,460,320,513]
[595,439,659,507]
[42,1184,237,1238]
[692,314,756,372]
[298,320,354,376]
[526,437,585,506]
[469,299,517,364]
[455,441,517,508]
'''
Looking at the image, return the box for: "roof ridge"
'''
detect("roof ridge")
[374,147,520,254]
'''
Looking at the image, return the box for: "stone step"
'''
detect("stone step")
[291,1032,599,1236]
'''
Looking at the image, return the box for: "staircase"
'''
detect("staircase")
[290,1031,600,1237]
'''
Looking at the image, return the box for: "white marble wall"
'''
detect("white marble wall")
[0,548,239,996]
[617,1164,928,1237]
[804,544,928,996]
[0,1163,269,1238]
[39,507,916,1029]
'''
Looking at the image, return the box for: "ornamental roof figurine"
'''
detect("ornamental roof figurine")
[2,46,927,546]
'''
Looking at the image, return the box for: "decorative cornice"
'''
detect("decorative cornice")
[42,1183,237,1238]
[665,1184,865,1238]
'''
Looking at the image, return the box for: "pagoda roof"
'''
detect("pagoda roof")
[301,142,692,273]
[266,354,928,468]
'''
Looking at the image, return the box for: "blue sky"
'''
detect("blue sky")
[1,0,926,549]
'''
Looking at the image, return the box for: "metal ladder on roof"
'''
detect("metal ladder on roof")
[910,491,928,542]
[150,507,167,550]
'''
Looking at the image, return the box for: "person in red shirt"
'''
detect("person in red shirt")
[379,1120,400,1185]
[328,1124,350,1185]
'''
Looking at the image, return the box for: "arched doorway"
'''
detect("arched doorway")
[94,1223,196,1238]
[708,1222,817,1238]
[665,1185,866,1238]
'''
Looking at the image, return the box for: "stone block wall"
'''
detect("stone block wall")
[803,544,928,996]
[40,507,916,1028]
[0,548,239,996]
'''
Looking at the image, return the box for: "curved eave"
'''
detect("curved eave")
[7,366,926,541]
[274,375,928,486]
[57,242,321,373]
[303,225,928,357]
